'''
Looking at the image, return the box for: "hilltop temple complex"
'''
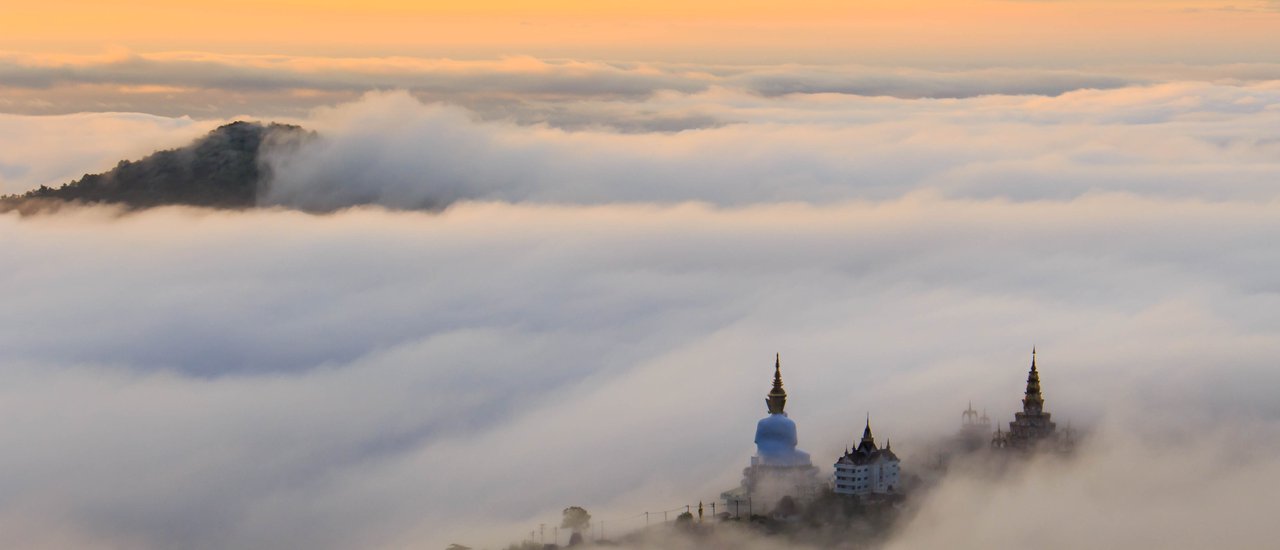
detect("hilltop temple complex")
[719,349,1074,518]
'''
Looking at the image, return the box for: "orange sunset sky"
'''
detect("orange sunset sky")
[5,0,1279,64]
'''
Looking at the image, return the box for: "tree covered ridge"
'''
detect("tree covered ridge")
[1,121,313,213]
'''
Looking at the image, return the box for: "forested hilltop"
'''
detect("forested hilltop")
[1,121,312,213]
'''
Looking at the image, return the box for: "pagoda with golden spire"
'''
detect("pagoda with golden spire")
[993,348,1061,450]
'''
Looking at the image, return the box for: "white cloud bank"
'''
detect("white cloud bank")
[3,196,1280,548]
[260,84,1280,210]
[3,69,1280,549]
[5,69,1279,202]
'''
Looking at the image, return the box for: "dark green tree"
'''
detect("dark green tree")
[561,506,591,535]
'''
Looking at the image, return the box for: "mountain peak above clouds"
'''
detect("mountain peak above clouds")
[1,121,312,214]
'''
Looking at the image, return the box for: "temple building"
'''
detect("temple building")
[833,417,900,497]
[721,355,820,514]
[992,349,1073,452]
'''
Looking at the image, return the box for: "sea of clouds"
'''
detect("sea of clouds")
[3,60,1280,549]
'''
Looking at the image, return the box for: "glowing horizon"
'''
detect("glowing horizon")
[6,1,1278,64]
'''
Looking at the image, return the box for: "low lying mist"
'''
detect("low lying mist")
[7,78,1280,213]
[484,410,1280,550]
[257,85,1280,211]
[3,199,1278,548]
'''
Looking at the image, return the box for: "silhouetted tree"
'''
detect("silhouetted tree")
[561,506,591,536]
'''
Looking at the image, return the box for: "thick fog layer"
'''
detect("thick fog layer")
[258,84,1280,211]
[3,66,1280,549]
[3,197,1280,548]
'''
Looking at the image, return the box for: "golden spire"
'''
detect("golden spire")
[1023,347,1044,413]
[766,353,787,414]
